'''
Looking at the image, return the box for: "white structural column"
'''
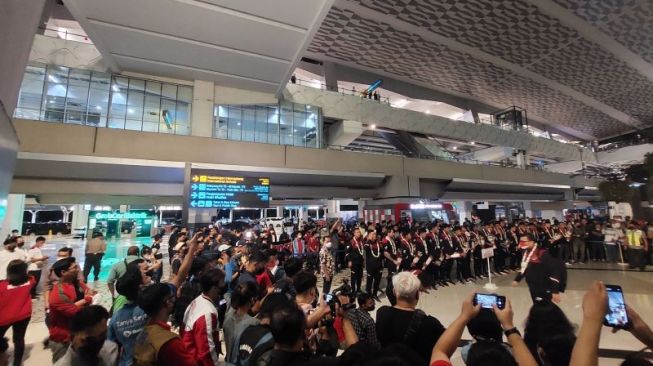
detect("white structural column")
[71,204,90,230]
[327,120,363,147]
[0,194,25,239]
[191,80,215,138]
[456,201,473,222]
[326,200,340,218]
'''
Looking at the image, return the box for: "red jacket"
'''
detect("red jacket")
[48,281,91,342]
[181,295,220,366]
[0,277,35,326]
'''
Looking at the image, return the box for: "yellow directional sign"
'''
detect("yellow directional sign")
[191,175,199,182]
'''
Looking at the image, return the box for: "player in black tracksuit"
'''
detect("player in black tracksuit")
[513,233,567,302]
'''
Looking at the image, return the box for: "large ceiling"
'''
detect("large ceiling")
[63,0,334,94]
[305,0,653,140]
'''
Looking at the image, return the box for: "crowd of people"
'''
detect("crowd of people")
[0,214,651,366]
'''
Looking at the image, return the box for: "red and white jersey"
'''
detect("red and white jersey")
[181,294,220,366]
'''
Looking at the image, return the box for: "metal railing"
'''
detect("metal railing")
[291,78,392,104]
[328,144,544,171]
[38,26,93,44]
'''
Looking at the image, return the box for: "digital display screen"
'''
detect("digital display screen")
[474,294,505,309]
[188,169,270,209]
[605,286,628,327]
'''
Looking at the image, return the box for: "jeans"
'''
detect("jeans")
[0,317,30,366]
[605,244,618,263]
[572,239,586,262]
[83,253,103,281]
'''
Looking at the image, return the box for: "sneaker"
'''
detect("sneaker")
[373,295,381,302]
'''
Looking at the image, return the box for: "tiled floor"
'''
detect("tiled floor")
[6,235,653,366]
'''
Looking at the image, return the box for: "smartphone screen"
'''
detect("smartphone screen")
[604,285,629,328]
[324,293,333,303]
[474,293,506,310]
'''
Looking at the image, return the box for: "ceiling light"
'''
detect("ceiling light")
[127,108,135,114]
[425,110,430,114]
[95,106,101,110]
[370,124,376,130]
[470,141,475,145]
[391,99,410,108]
[112,85,120,92]
[452,146,458,150]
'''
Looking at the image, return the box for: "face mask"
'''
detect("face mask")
[325,242,332,248]
[77,336,105,360]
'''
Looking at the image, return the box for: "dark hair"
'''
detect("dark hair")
[357,292,373,307]
[7,260,28,286]
[622,354,653,366]
[467,340,517,366]
[366,343,425,366]
[538,333,576,366]
[270,303,305,347]
[199,268,225,293]
[467,310,503,342]
[3,237,16,246]
[258,293,293,318]
[58,247,73,255]
[190,256,209,277]
[293,271,317,295]
[70,305,109,333]
[283,257,303,278]
[524,301,575,359]
[248,250,267,265]
[231,281,258,309]
[137,283,173,316]
[264,248,278,260]
[141,246,152,256]
[35,236,46,243]
[116,266,143,301]
[127,246,140,256]
[52,257,76,277]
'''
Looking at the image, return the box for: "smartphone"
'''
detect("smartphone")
[604,285,630,328]
[473,293,506,310]
[324,293,333,303]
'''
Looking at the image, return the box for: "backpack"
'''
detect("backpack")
[233,325,273,366]
[248,334,274,366]
[172,277,202,327]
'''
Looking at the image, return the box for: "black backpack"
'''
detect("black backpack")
[233,324,274,366]
[172,277,202,327]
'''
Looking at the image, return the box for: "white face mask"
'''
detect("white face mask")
[325,242,332,248]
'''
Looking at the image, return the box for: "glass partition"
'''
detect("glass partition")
[214,102,322,148]
[14,63,192,135]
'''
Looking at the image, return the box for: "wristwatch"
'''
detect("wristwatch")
[504,327,521,337]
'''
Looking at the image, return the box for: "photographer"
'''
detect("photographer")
[343,292,380,349]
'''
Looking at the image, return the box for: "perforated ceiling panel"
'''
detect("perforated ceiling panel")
[552,0,653,64]
[308,5,633,138]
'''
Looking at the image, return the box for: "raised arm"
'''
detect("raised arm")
[570,281,608,366]
[431,293,479,363]
[170,233,199,289]
[493,300,538,366]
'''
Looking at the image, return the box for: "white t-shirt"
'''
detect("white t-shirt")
[14,248,28,262]
[27,247,44,271]
[0,250,26,280]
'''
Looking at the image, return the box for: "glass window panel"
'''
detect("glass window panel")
[279,101,293,145]
[293,104,307,147]
[228,106,242,141]
[143,94,161,128]
[108,76,128,129]
[306,106,318,148]
[267,105,279,144]
[43,65,70,122]
[146,80,161,95]
[125,79,145,131]
[175,100,191,135]
[215,106,228,139]
[15,64,46,120]
[87,72,110,127]
[162,83,177,99]
[242,105,256,142]
[178,86,192,103]
[255,106,267,143]
[160,99,176,134]
[65,69,91,124]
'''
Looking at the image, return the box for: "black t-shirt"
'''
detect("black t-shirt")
[375,306,446,365]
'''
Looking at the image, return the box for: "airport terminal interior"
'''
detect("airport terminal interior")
[1,0,653,365]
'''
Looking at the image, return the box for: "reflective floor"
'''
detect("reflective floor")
[7,236,652,366]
